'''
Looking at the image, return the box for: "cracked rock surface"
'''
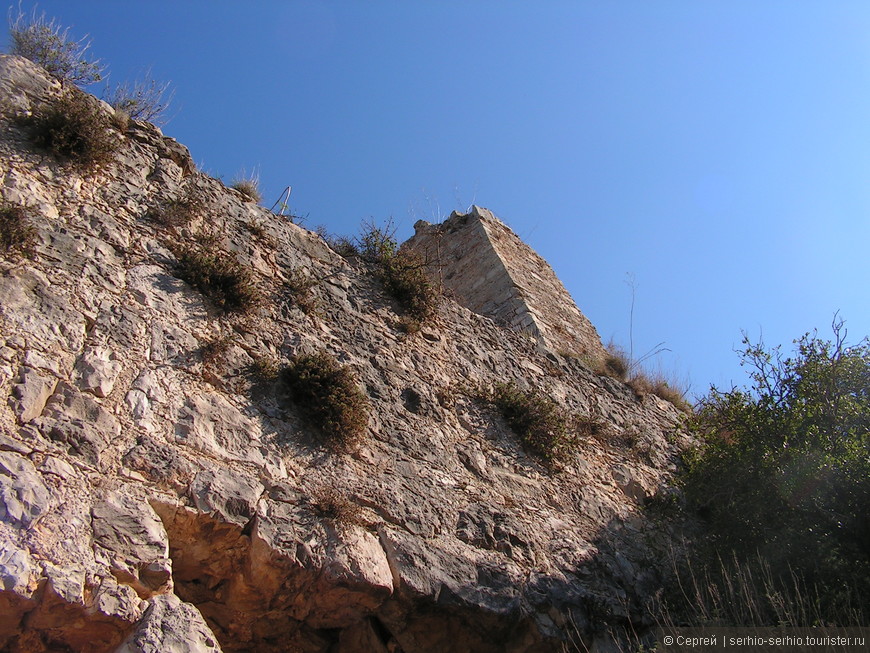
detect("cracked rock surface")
[0,54,692,652]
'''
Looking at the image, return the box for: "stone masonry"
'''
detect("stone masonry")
[404,206,608,361]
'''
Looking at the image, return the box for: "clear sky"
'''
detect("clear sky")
[5,1,869,398]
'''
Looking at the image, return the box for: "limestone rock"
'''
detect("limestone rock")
[75,346,123,398]
[116,594,223,653]
[91,492,172,597]
[0,53,694,652]
[0,451,51,527]
[9,365,57,423]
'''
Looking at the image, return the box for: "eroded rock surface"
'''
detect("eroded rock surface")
[0,54,692,652]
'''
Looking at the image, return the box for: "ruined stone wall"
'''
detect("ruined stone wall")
[404,206,607,361]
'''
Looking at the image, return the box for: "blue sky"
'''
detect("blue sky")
[6,2,870,398]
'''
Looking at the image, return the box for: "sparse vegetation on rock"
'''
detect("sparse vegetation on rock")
[250,355,280,382]
[282,352,370,451]
[231,170,261,203]
[149,186,206,229]
[103,69,174,125]
[310,485,364,527]
[282,267,319,315]
[480,381,600,466]
[173,243,262,314]
[0,201,37,259]
[24,90,118,169]
[199,335,231,366]
[596,343,690,412]
[7,7,103,86]
[0,52,699,652]
[359,220,439,324]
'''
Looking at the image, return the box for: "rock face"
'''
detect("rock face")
[0,54,690,652]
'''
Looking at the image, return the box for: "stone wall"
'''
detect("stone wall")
[404,206,607,361]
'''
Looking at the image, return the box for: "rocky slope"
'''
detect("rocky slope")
[0,54,690,652]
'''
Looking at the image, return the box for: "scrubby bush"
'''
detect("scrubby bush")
[358,220,439,323]
[103,69,173,125]
[150,187,206,228]
[25,91,118,169]
[649,377,691,412]
[200,335,232,366]
[173,244,262,314]
[310,486,364,527]
[600,347,629,380]
[681,319,870,621]
[282,352,369,451]
[0,201,37,259]
[282,267,318,315]
[481,381,598,466]
[7,7,104,86]
[251,355,280,382]
[596,343,690,411]
[325,233,359,258]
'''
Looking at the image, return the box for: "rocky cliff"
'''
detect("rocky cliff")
[0,54,690,653]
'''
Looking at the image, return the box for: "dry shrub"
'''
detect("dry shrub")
[282,352,369,451]
[231,170,261,203]
[324,233,359,258]
[8,7,104,85]
[200,335,231,366]
[597,345,629,381]
[251,355,280,382]
[310,486,364,527]
[282,268,318,315]
[103,70,174,125]
[660,551,867,628]
[597,343,690,412]
[25,91,118,169]
[150,186,206,228]
[0,201,37,259]
[483,381,592,467]
[651,379,692,412]
[359,220,439,323]
[173,244,262,314]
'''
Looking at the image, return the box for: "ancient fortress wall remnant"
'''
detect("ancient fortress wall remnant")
[404,206,607,361]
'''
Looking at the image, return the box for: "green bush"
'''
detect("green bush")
[0,201,37,259]
[282,352,369,451]
[173,244,262,314]
[26,91,118,169]
[682,319,870,619]
[8,7,104,86]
